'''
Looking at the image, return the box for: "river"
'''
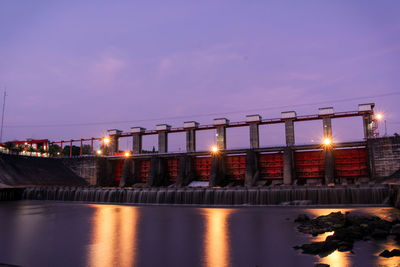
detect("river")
[0,201,398,267]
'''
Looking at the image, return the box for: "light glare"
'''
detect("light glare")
[323,138,332,146]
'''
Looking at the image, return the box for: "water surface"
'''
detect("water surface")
[0,201,398,267]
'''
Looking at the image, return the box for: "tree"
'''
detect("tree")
[49,144,61,157]
[4,142,15,152]
[62,145,81,157]
[82,144,91,155]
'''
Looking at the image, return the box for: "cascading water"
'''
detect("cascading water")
[0,188,23,201]
[22,185,391,206]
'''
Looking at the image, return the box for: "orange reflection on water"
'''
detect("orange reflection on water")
[88,205,138,267]
[306,209,354,267]
[203,208,235,267]
[374,237,400,267]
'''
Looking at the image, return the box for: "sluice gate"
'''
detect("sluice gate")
[107,143,369,187]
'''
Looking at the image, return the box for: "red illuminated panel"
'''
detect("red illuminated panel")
[114,160,124,182]
[259,153,284,179]
[334,148,367,178]
[194,157,212,181]
[226,155,246,180]
[139,159,151,183]
[167,158,179,182]
[295,151,324,179]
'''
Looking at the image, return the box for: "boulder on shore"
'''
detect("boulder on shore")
[294,211,397,257]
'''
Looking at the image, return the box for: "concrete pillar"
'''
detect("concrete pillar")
[245,150,259,186]
[214,118,229,150]
[148,156,167,186]
[319,108,335,184]
[283,147,294,185]
[156,124,170,153]
[184,121,199,152]
[324,148,335,184]
[177,155,196,187]
[107,129,122,155]
[319,107,334,139]
[282,111,296,146]
[209,153,226,187]
[131,127,145,154]
[323,117,332,139]
[359,103,375,139]
[281,111,297,185]
[246,115,261,149]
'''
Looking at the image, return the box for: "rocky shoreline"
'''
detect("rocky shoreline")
[294,211,400,258]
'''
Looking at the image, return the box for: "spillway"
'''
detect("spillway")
[22,185,391,206]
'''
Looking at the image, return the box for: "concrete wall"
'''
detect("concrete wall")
[0,153,87,186]
[62,157,101,185]
[368,136,400,179]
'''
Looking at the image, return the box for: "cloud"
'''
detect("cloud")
[89,55,125,85]
[157,43,243,76]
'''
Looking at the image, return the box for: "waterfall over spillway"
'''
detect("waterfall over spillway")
[22,185,391,205]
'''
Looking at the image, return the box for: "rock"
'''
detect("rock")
[371,229,389,239]
[390,224,400,235]
[295,214,310,222]
[379,249,400,258]
[294,211,397,257]
[337,241,353,252]
[314,264,329,267]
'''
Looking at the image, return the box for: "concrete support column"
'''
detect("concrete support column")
[148,156,167,186]
[184,121,199,152]
[156,124,170,153]
[282,111,296,146]
[283,147,294,185]
[107,129,122,155]
[323,117,332,139]
[131,127,145,154]
[324,148,335,184]
[214,118,229,150]
[282,111,297,185]
[246,115,261,149]
[245,150,259,186]
[285,120,295,146]
[319,107,334,140]
[319,107,335,184]
[209,152,226,187]
[177,155,196,187]
[358,103,375,139]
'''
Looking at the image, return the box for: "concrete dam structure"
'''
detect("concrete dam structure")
[2,103,400,207]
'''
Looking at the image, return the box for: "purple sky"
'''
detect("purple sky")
[1,1,400,152]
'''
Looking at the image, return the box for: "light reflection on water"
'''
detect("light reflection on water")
[304,207,397,267]
[0,202,398,267]
[88,205,137,267]
[202,208,235,267]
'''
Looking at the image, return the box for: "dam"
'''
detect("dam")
[1,103,400,207]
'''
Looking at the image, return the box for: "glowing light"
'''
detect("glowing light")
[124,151,131,157]
[211,146,218,153]
[97,149,102,155]
[376,113,383,120]
[103,137,110,144]
[57,152,60,155]
[203,208,234,267]
[323,138,332,146]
